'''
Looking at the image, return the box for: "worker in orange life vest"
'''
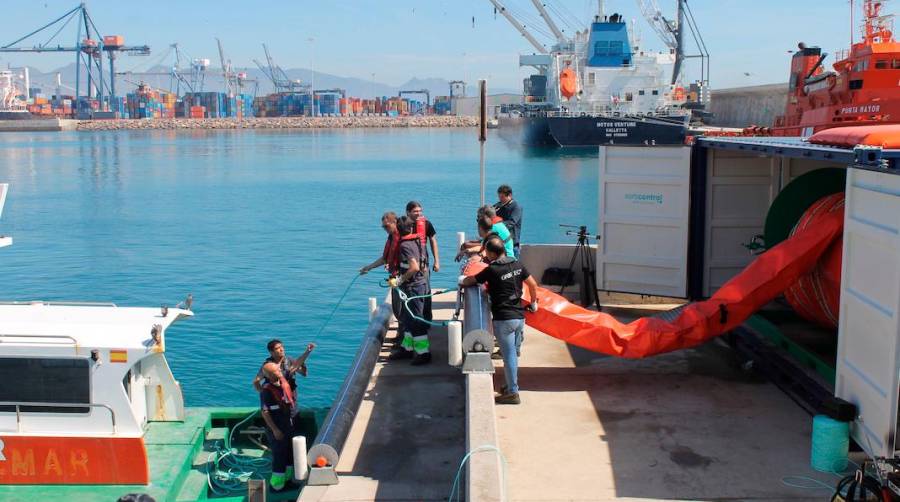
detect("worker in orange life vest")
[405,201,439,322]
[360,212,407,346]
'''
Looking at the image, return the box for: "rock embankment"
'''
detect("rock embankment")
[77,115,478,131]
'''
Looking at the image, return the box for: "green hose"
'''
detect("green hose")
[206,410,273,495]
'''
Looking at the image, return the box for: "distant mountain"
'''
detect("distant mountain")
[23,63,519,99]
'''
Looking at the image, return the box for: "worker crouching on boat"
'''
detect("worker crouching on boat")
[459,236,538,405]
[260,361,298,492]
[388,215,432,365]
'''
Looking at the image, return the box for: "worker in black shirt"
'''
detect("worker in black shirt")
[459,236,538,404]
[252,339,315,394]
[388,215,432,365]
[260,362,297,492]
[494,184,523,257]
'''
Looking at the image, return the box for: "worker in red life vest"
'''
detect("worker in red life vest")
[387,215,432,365]
[405,201,439,322]
[360,212,407,349]
[260,361,298,491]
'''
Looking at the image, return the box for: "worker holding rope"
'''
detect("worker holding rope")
[360,212,407,350]
[387,215,432,365]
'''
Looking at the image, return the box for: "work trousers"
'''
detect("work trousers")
[399,281,430,354]
[391,287,404,348]
[266,418,295,480]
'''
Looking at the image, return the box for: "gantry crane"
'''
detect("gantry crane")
[254,43,307,94]
[0,3,149,108]
[399,89,430,106]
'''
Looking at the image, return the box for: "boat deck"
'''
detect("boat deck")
[0,407,307,502]
[301,293,835,501]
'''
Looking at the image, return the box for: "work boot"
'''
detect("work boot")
[494,392,520,405]
[410,353,432,366]
[491,348,503,360]
[387,349,413,360]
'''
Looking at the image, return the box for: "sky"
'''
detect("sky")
[0,0,856,92]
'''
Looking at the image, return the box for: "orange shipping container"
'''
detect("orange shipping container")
[103,35,124,47]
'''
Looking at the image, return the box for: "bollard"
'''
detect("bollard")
[368,297,377,320]
[448,320,463,366]
[293,435,308,481]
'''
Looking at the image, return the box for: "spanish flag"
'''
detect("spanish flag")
[110,349,128,363]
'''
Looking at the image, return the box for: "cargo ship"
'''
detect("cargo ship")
[774,0,900,135]
[490,0,708,147]
[0,71,35,120]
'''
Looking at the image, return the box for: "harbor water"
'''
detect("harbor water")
[0,128,598,407]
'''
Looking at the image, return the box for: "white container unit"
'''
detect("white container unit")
[835,167,900,459]
[597,146,691,298]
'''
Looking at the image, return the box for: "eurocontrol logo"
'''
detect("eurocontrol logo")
[624,192,664,204]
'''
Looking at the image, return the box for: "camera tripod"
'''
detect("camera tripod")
[559,225,602,311]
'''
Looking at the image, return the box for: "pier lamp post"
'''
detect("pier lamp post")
[308,37,316,117]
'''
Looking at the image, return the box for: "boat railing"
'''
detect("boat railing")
[834,48,850,62]
[0,333,79,347]
[0,401,118,434]
[0,300,118,307]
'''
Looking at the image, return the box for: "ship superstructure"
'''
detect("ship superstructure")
[491,0,708,146]
[774,0,900,136]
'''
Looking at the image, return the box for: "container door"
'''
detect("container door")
[702,149,778,296]
[835,168,900,459]
[597,146,691,297]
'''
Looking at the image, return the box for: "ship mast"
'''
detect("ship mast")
[672,0,685,85]
[862,0,895,43]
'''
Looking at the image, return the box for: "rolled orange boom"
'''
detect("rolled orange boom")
[464,206,845,358]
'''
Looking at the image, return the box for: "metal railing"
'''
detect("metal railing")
[0,300,117,307]
[0,333,79,347]
[0,401,117,434]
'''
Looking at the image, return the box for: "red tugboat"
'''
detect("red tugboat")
[774,0,900,136]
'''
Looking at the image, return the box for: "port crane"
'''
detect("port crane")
[0,3,149,108]
[254,43,307,94]
[636,0,709,85]
[399,89,430,106]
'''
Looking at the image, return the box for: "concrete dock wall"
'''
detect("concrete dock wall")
[0,118,76,132]
[708,83,788,128]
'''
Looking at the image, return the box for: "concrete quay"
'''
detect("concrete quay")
[300,288,832,501]
[0,118,77,132]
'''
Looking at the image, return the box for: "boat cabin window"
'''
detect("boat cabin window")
[875,59,889,69]
[652,90,659,95]
[0,357,90,413]
[853,59,869,72]
[639,90,645,96]
[588,73,595,85]
[893,59,900,69]
[849,79,864,90]
[625,92,633,101]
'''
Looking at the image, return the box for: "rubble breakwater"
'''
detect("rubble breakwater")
[76,115,478,131]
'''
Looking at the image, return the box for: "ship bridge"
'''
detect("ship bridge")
[586,15,633,67]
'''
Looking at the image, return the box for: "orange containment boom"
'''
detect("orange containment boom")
[464,207,844,358]
[808,124,900,148]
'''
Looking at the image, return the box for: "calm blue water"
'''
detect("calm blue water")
[0,128,598,407]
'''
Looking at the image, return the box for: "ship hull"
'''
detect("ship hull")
[546,115,687,147]
[499,114,687,147]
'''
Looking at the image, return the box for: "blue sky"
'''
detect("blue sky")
[0,0,855,90]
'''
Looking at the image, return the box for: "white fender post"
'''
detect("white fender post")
[457,231,465,248]
[368,297,377,320]
[293,435,308,480]
[448,320,463,366]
